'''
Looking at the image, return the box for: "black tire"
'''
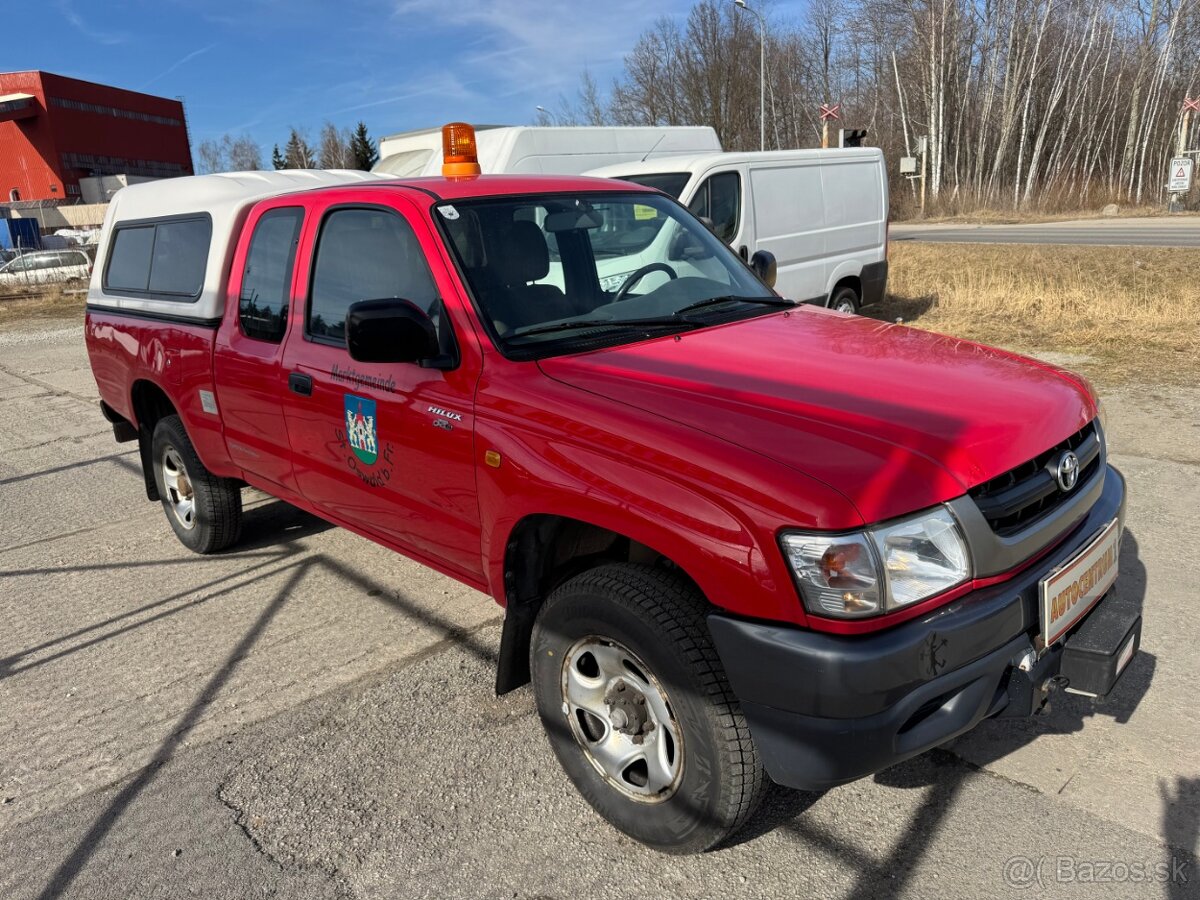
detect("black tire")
[530,563,766,853]
[150,414,242,554]
[830,284,860,314]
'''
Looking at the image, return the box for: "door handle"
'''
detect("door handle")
[288,372,313,396]
[738,245,749,260]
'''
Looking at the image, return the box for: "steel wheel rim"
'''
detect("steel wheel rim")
[560,635,684,803]
[835,298,856,314]
[160,445,196,530]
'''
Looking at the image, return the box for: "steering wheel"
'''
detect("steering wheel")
[612,263,678,302]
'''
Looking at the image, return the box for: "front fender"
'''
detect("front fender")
[474,367,864,627]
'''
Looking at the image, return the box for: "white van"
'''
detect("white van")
[375,125,722,178]
[587,149,889,312]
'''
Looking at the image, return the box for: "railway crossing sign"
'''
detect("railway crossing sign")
[1169,157,1194,193]
[819,103,841,122]
[1184,97,1200,113]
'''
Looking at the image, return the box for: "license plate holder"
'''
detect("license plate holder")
[1040,517,1121,649]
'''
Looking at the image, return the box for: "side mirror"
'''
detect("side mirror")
[346,298,439,364]
[750,250,777,289]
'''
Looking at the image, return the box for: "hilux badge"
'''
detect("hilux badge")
[1055,450,1080,492]
[344,394,378,465]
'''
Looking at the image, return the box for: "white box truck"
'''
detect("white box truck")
[374,125,722,178]
[588,149,889,313]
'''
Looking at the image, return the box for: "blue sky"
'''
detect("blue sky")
[13,0,806,156]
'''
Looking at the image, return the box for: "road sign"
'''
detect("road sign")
[1169,157,1194,192]
[1184,98,1200,113]
[839,128,868,147]
[819,103,841,122]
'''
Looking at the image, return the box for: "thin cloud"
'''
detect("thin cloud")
[141,44,220,90]
[56,0,128,45]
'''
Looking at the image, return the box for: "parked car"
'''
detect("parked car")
[85,126,1134,854]
[588,148,889,313]
[0,249,91,286]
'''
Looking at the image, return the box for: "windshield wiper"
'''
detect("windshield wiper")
[509,316,700,340]
[672,295,794,316]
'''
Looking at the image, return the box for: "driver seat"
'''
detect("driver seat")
[488,221,574,333]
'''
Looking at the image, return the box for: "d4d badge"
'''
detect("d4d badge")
[337,394,394,488]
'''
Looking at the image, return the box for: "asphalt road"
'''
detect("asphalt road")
[891,217,1200,247]
[0,324,1198,899]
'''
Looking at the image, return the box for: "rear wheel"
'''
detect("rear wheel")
[530,563,766,853]
[830,284,860,314]
[151,415,242,554]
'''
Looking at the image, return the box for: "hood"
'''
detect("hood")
[538,307,1095,524]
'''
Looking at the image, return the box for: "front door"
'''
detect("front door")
[279,195,483,580]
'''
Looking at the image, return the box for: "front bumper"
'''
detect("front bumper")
[709,464,1132,792]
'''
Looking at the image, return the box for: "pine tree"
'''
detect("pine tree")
[349,121,379,170]
[272,144,286,170]
[283,129,315,169]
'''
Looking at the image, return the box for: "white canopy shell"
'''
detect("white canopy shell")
[87,169,391,322]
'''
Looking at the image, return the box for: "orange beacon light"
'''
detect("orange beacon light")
[442,122,482,177]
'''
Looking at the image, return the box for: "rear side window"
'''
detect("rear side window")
[104,216,211,299]
[105,227,155,290]
[239,208,304,343]
[308,207,439,343]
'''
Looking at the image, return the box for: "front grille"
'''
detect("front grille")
[969,421,1101,536]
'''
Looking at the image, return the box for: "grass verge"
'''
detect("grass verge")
[870,243,1200,384]
[0,284,85,328]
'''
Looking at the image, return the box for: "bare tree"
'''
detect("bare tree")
[195,139,227,175]
[318,123,355,169]
[592,0,1200,212]
[227,136,263,171]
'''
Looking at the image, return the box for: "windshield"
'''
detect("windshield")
[437,192,784,359]
[616,172,690,199]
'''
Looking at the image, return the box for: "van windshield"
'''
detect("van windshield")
[614,172,690,199]
[437,191,786,360]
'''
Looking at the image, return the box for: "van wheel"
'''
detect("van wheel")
[530,563,766,853]
[151,415,242,554]
[830,285,860,314]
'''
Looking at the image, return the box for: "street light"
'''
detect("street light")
[535,105,555,125]
[734,0,765,151]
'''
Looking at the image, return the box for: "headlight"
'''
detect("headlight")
[781,507,971,619]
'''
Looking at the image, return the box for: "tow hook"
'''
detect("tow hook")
[1038,675,1070,715]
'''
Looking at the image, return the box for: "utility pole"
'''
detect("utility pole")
[734,0,766,151]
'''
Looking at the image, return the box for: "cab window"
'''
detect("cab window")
[688,172,740,243]
[308,207,440,344]
[239,208,303,343]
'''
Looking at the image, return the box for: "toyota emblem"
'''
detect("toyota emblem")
[1055,451,1080,492]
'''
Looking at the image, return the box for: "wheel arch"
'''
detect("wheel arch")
[130,379,181,502]
[827,272,863,307]
[494,513,708,695]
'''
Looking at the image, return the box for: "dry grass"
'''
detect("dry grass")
[0,284,86,328]
[870,243,1200,383]
[896,206,1200,225]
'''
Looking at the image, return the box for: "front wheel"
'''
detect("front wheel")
[830,284,860,314]
[151,415,242,554]
[530,564,766,853]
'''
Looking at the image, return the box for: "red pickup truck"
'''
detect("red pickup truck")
[85,125,1137,853]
